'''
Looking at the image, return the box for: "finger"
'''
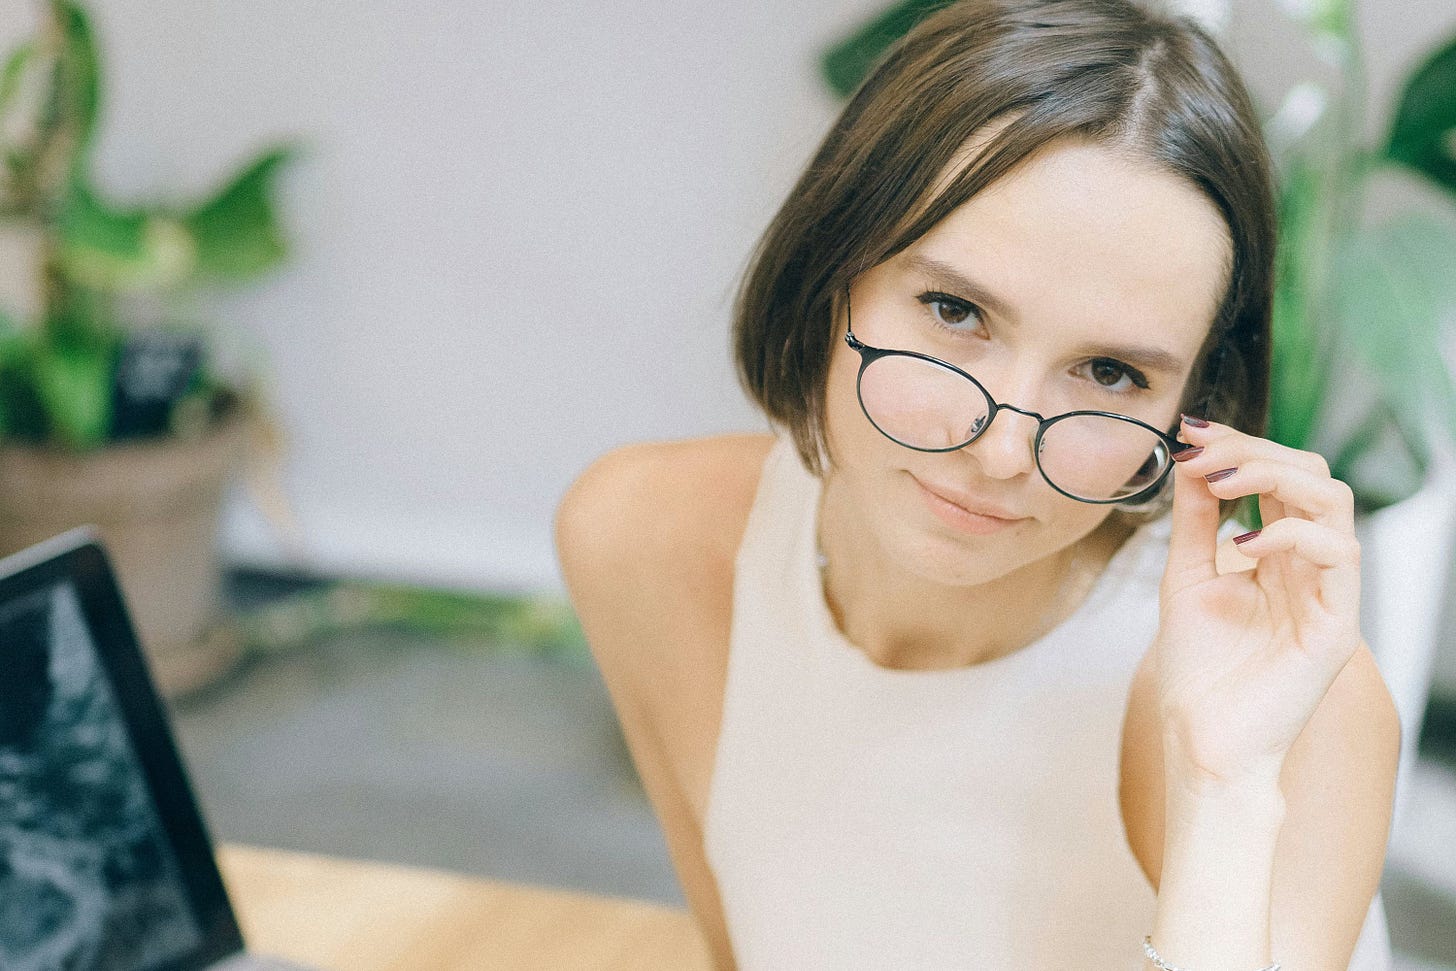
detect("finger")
[1260,491,1287,527]
[1230,517,1361,607]
[1164,447,1222,591]
[1176,416,1331,478]
[1196,460,1355,530]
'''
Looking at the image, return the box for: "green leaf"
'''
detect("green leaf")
[3,145,37,186]
[1267,161,1334,452]
[1379,208,1456,314]
[1385,32,1456,199]
[1326,398,1424,512]
[185,146,295,283]
[31,331,115,449]
[235,583,589,662]
[0,43,40,210]
[0,309,24,351]
[56,180,196,292]
[1308,0,1355,44]
[0,41,36,120]
[1337,216,1456,434]
[52,0,102,167]
[821,0,952,99]
[1316,213,1456,506]
[45,279,118,345]
[0,363,47,442]
[0,311,31,439]
[53,145,296,295]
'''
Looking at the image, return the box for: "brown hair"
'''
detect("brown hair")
[733,0,1275,485]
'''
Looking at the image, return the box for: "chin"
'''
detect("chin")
[883,505,1042,587]
[907,532,1039,588]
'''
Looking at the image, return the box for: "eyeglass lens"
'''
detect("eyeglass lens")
[856,352,1170,502]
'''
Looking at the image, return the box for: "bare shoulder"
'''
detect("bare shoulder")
[1120,644,1399,964]
[554,432,776,790]
[555,433,776,594]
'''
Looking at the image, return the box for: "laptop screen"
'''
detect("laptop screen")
[0,537,244,971]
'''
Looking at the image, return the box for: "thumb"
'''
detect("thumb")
[1163,457,1220,592]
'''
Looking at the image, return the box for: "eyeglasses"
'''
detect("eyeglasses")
[842,292,1191,505]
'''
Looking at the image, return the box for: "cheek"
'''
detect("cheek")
[823,348,872,457]
[1040,499,1117,548]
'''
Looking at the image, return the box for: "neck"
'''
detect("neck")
[816,479,1133,671]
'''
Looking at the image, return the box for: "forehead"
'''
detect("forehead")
[893,138,1232,358]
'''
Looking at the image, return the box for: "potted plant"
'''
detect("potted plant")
[822,0,1456,813]
[1260,0,1456,826]
[0,0,295,695]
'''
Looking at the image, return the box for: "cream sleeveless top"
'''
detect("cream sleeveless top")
[703,436,1392,970]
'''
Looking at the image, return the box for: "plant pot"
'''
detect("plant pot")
[1356,450,1456,831]
[0,409,249,697]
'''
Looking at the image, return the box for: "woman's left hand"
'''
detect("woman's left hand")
[1151,415,1363,788]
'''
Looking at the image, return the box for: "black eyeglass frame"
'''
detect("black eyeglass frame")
[842,295,1194,505]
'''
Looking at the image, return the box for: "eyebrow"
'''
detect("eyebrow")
[903,254,1188,377]
[905,255,1018,323]
[1069,340,1187,377]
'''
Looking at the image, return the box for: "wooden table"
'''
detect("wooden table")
[218,844,712,971]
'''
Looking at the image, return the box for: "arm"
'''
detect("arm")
[1268,645,1397,967]
[1153,759,1285,970]
[1124,643,1400,970]
[556,437,770,971]
[1135,416,1397,970]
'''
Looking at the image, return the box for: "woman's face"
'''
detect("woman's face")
[823,137,1232,586]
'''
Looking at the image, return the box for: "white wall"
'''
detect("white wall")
[58,0,873,590]
[6,0,1455,591]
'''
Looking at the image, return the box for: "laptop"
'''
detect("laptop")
[0,528,309,971]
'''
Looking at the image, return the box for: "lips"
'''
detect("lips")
[911,476,1025,522]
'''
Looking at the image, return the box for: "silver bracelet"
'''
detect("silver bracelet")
[1142,936,1280,971]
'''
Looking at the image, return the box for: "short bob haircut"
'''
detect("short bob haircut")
[734,0,1276,500]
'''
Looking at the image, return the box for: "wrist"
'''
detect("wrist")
[1162,736,1285,852]
[1152,762,1284,971]
[1161,775,1285,860]
[1160,721,1286,802]
[1164,761,1285,821]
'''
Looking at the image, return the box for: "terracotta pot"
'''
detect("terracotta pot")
[0,410,249,696]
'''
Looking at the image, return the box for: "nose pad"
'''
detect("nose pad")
[967,405,1039,480]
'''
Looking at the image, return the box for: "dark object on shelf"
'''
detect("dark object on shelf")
[109,332,204,440]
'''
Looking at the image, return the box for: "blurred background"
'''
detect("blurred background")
[0,0,1453,967]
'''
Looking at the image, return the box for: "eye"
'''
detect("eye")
[916,291,984,331]
[1082,358,1151,394]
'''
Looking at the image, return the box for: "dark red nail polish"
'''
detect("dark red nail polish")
[1204,467,1238,483]
[1181,413,1210,428]
[1232,529,1261,545]
[1172,446,1204,463]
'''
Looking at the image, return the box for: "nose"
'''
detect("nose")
[967,401,1041,481]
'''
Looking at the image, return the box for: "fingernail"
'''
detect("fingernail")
[1181,414,1210,428]
[1171,446,1204,463]
[1232,529,1262,545]
[1204,467,1238,483]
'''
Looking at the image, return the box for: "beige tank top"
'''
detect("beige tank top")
[703,436,1391,970]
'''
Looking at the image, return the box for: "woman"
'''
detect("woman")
[556,1,1399,968]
